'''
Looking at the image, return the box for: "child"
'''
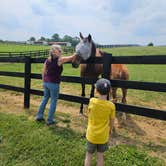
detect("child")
[84,78,116,166]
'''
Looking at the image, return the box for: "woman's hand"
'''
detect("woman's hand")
[58,57,63,66]
[58,55,75,66]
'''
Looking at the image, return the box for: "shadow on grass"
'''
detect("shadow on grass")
[111,130,144,147]
[111,129,166,155]
[144,142,166,153]
[47,125,83,141]
[44,113,83,140]
[116,113,146,136]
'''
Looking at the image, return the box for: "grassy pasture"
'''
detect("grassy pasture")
[0,43,49,52]
[103,46,166,56]
[0,112,164,166]
[0,45,166,109]
[0,44,166,165]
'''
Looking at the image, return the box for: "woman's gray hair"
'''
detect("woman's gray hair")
[49,44,61,55]
[49,44,61,61]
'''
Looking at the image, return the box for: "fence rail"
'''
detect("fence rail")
[0,54,166,121]
[0,50,49,57]
[0,47,74,57]
[0,71,165,92]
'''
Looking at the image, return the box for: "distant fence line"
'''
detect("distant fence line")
[0,50,49,58]
[96,44,140,48]
[0,53,166,121]
[0,47,74,57]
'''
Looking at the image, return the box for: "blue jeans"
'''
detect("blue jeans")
[36,82,59,123]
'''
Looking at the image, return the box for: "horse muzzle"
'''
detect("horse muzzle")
[72,62,79,68]
[71,54,82,68]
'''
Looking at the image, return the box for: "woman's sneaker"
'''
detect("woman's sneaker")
[46,120,56,126]
[35,117,45,122]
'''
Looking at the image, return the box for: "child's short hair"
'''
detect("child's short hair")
[95,78,111,95]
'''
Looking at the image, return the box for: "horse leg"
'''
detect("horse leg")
[80,83,85,114]
[112,87,121,118]
[90,84,95,98]
[122,88,127,103]
[111,87,118,133]
[121,88,128,120]
[112,87,118,103]
[112,87,125,126]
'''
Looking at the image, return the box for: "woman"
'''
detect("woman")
[36,44,73,125]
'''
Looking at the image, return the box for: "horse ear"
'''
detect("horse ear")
[79,32,84,39]
[88,34,92,42]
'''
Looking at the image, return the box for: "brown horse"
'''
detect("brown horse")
[72,33,129,116]
[96,49,129,104]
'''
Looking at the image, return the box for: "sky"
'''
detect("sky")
[0,0,166,45]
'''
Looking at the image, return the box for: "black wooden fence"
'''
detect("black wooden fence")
[0,53,166,121]
[0,50,49,57]
[0,47,74,58]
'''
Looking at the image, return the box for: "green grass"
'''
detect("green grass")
[0,43,49,52]
[0,46,166,109]
[102,46,166,56]
[0,112,164,166]
[127,64,166,83]
[0,45,166,165]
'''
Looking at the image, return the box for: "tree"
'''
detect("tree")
[62,35,72,42]
[27,33,80,46]
[39,36,46,41]
[46,38,51,42]
[72,36,80,46]
[147,42,154,46]
[29,37,36,41]
[62,35,79,46]
[51,33,60,42]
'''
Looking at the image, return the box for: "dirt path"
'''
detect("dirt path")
[0,91,166,162]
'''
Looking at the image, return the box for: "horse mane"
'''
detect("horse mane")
[80,36,102,78]
[91,41,96,57]
[85,41,97,73]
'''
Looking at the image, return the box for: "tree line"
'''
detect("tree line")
[29,33,80,47]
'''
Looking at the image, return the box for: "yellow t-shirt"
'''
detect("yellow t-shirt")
[86,98,115,144]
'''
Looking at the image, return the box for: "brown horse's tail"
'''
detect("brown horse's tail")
[121,65,129,80]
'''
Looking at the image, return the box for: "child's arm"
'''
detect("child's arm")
[82,99,92,119]
[81,108,89,119]
[82,113,88,118]
[109,118,115,138]
[82,106,90,119]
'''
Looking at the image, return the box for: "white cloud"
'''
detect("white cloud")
[0,0,166,45]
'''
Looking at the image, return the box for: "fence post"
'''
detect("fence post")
[102,53,112,100]
[102,53,112,79]
[24,56,31,108]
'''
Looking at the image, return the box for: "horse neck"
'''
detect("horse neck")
[83,42,101,77]
[86,41,96,69]
[90,41,96,58]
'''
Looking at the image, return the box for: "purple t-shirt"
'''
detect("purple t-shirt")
[43,58,63,84]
